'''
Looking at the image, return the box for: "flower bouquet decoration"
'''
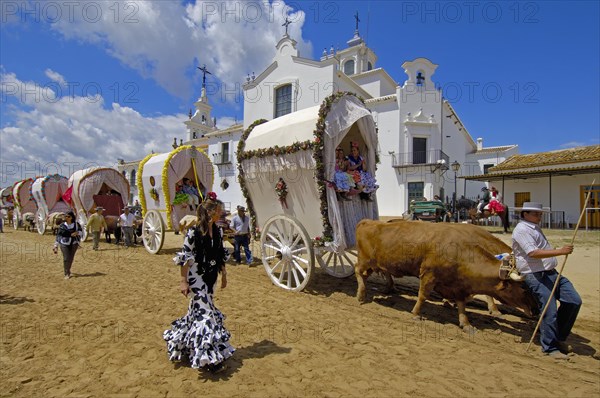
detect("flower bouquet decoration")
[275,177,288,209]
[149,188,159,202]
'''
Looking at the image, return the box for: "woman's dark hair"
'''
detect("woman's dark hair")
[65,211,76,221]
[196,198,223,235]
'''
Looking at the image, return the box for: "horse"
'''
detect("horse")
[454,198,477,221]
[467,206,511,233]
[455,197,510,233]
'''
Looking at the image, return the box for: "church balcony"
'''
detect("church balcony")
[391,150,449,170]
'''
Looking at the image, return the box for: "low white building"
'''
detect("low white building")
[465,145,600,229]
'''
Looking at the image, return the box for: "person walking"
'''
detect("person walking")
[163,198,234,373]
[53,211,83,279]
[87,207,107,251]
[119,206,136,247]
[230,205,252,265]
[512,202,581,360]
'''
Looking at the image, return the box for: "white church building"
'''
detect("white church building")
[120,24,520,217]
[189,27,515,216]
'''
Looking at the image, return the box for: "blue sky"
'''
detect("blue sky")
[1,1,599,186]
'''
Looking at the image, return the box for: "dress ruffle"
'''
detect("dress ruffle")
[163,306,235,368]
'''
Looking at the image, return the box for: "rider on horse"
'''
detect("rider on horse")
[477,186,491,215]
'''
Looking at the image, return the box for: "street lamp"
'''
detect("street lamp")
[451,161,461,222]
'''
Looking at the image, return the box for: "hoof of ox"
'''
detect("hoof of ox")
[411,315,424,322]
[356,293,366,304]
[461,325,478,335]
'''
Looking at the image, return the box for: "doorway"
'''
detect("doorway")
[581,184,600,229]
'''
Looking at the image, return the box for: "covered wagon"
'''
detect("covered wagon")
[68,167,130,241]
[0,186,14,227]
[137,145,214,254]
[238,92,379,291]
[31,174,71,234]
[11,178,37,230]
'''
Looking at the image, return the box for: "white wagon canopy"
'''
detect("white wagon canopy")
[31,174,70,235]
[137,145,214,254]
[11,178,37,229]
[68,167,130,240]
[238,92,379,290]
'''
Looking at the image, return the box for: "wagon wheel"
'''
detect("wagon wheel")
[260,215,314,292]
[142,210,165,254]
[315,247,357,278]
[13,209,20,230]
[36,208,46,235]
[77,210,88,241]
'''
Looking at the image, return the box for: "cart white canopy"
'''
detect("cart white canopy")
[140,145,213,226]
[68,167,129,214]
[0,187,13,207]
[12,179,36,214]
[241,94,378,249]
[31,174,70,215]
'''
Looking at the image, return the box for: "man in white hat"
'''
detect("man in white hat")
[230,205,252,265]
[512,202,581,360]
[87,207,107,251]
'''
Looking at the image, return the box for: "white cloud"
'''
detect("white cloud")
[44,69,67,87]
[0,71,184,186]
[48,1,312,101]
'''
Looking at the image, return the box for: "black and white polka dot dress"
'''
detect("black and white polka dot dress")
[163,225,235,369]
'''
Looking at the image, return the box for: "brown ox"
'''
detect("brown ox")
[355,219,536,331]
[47,212,66,234]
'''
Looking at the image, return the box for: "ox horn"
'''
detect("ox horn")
[509,271,525,282]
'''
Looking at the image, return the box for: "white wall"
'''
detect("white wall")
[502,173,600,227]
[243,56,337,128]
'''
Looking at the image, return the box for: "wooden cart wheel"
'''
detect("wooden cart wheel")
[315,246,357,278]
[77,210,88,241]
[13,209,20,230]
[142,209,165,254]
[36,208,46,235]
[260,215,314,292]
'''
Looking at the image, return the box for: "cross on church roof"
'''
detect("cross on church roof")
[282,17,292,36]
[197,64,212,88]
[354,11,360,31]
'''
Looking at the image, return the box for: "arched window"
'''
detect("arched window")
[416,71,425,86]
[275,84,292,118]
[367,61,373,71]
[344,59,355,75]
[130,169,136,185]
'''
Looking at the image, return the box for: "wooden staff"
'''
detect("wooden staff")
[525,179,596,352]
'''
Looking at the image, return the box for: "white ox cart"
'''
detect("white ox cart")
[238,93,379,291]
[11,178,37,230]
[0,186,14,227]
[31,174,71,235]
[68,167,130,241]
[138,145,214,254]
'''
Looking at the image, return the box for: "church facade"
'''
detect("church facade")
[121,25,518,217]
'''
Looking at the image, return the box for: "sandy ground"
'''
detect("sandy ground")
[1,224,599,397]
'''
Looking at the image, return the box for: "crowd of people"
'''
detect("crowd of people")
[5,173,583,373]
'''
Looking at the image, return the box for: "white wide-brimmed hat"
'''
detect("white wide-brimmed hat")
[521,202,549,212]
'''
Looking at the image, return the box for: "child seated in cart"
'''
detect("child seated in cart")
[182,178,200,210]
[346,142,378,201]
[333,146,354,201]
